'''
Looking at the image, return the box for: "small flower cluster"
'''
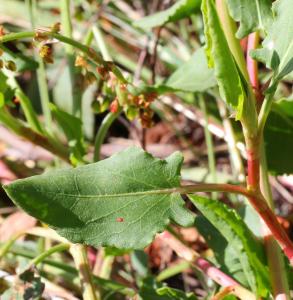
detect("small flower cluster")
[93,67,157,127]
[33,22,157,127]
[35,23,61,64]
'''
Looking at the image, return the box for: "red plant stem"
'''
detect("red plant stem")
[245,30,293,266]
[158,231,238,287]
[195,257,239,287]
[246,32,262,106]
[246,192,293,265]
[180,183,293,265]
[247,149,260,188]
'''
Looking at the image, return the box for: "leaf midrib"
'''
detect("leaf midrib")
[41,188,180,199]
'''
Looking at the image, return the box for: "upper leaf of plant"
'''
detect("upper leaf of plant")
[201,0,246,120]
[133,0,201,30]
[250,0,293,80]
[164,47,217,93]
[226,0,273,39]
[4,147,194,249]
[189,195,270,297]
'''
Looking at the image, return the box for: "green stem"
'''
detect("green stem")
[93,110,121,162]
[99,253,114,279]
[258,92,274,136]
[217,99,245,182]
[27,0,52,131]
[8,76,43,134]
[0,31,126,82]
[156,261,190,282]
[198,94,217,198]
[60,0,82,117]
[92,25,112,61]
[60,0,73,55]
[0,232,24,258]
[24,243,70,270]
[215,0,249,81]
[70,244,100,300]
[260,142,290,299]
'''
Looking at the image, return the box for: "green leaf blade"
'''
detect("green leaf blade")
[202,0,245,119]
[4,147,194,249]
[189,195,270,297]
[226,0,273,38]
[164,47,217,93]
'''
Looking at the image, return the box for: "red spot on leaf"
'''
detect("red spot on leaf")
[116,217,124,222]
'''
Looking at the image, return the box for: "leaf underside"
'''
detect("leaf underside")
[4,147,194,249]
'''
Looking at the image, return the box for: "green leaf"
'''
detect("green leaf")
[195,216,250,288]
[189,195,270,297]
[139,277,197,300]
[250,0,293,79]
[201,0,246,120]
[4,147,194,249]
[264,100,293,175]
[156,287,197,299]
[226,0,273,38]
[50,104,86,165]
[133,0,201,30]
[164,48,216,92]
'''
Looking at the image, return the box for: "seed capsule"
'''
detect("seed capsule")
[5,60,16,71]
